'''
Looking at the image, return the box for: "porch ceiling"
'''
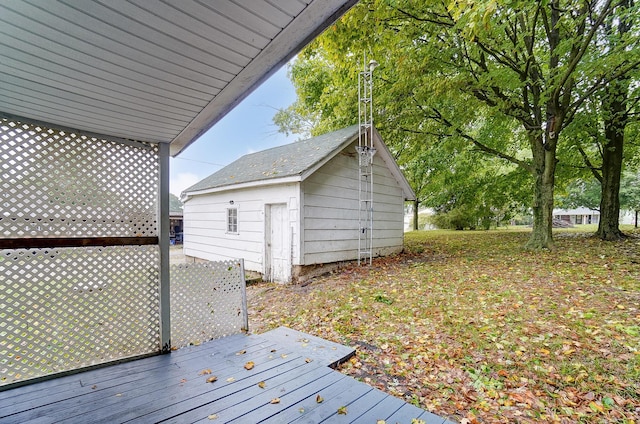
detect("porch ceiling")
[0,0,356,156]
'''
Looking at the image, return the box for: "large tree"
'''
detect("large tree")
[594,0,640,240]
[277,0,638,249]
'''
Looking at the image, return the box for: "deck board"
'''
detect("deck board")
[0,327,454,423]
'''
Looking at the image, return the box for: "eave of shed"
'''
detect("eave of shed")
[0,0,357,156]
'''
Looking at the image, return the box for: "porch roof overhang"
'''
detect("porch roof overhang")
[0,0,357,157]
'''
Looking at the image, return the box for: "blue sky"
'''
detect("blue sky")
[169,65,298,196]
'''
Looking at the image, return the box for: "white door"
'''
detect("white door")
[266,203,291,283]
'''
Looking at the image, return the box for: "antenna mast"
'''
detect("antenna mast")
[357,57,378,266]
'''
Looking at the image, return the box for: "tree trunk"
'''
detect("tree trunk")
[526,134,556,249]
[413,199,419,231]
[597,119,625,239]
[597,77,627,239]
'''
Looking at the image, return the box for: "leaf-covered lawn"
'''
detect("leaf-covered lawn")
[246,229,640,423]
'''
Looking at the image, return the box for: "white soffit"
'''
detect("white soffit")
[0,0,356,156]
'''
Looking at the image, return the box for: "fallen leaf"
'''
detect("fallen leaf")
[270,398,281,404]
[207,414,218,420]
[258,381,266,388]
[244,361,255,370]
[199,369,212,375]
[316,394,324,403]
[206,376,218,383]
[281,354,288,358]
[589,401,604,413]
[236,349,247,355]
[337,405,347,415]
[377,421,386,424]
[305,358,313,363]
[226,377,235,382]
[91,385,97,389]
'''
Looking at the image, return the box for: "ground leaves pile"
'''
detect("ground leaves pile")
[247,229,640,423]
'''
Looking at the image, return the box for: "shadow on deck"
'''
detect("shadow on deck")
[1,327,453,423]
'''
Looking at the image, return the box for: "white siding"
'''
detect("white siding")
[183,183,299,274]
[301,142,405,265]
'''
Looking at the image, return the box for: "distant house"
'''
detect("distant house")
[170,208,184,244]
[182,125,415,283]
[553,207,600,225]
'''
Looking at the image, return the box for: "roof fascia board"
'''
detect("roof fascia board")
[170,0,358,156]
[183,175,301,200]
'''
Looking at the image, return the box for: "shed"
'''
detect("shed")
[182,125,416,283]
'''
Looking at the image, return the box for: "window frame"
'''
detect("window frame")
[226,207,238,234]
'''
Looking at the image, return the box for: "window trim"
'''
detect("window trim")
[226,207,238,234]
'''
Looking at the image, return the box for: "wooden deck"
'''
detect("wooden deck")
[1,327,453,423]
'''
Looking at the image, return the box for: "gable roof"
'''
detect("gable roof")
[0,1,357,156]
[184,125,359,195]
[183,125,416,201]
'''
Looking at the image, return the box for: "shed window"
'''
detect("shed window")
[227,208,238,233]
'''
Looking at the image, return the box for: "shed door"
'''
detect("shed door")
[266,203,290,283]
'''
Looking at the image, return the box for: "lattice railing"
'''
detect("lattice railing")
[170,260,248,349]
[0,119,158,238]
[0,246,160,385]
[0,118,161,387]
[0,118,248,388]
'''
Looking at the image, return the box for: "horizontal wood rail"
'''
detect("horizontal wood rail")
[0,237,158,249]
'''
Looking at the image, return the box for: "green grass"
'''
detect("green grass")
[248,228,640,423]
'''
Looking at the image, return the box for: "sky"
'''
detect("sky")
[169,65,298,197]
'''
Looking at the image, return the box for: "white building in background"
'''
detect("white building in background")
[182,125,415,283]
[553,207,637,226]
[553,207,600,225]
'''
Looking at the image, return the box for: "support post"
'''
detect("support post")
[158,143,171,353]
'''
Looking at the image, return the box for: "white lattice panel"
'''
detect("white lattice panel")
[0,246,160,385]
[171,260,248,349]
[0,118,158,238]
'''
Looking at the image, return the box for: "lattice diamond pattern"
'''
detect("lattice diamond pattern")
[0,119,158,238]
[171,260,248,349]
[0,246,160,385]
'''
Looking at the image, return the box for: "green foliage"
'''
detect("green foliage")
[275,0,640,247]
[556,179,601,210]
[429,207,481,230]
[620,170,640,212]
[169,193,183,212]
[557,170,640,213]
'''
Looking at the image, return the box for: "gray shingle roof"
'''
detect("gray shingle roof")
[184,125,359,193]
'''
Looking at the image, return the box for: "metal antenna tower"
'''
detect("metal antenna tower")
[356,57,378,265]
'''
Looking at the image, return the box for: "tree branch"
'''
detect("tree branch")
[416,101,532,171]
[576,144,603,182]
[553,0,614,105]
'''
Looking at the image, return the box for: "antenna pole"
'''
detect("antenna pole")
[357,56,378,266]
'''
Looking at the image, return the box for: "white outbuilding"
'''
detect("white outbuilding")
[182,125,415,283]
